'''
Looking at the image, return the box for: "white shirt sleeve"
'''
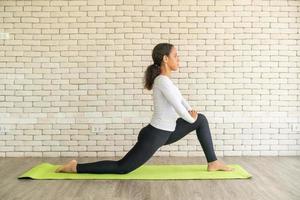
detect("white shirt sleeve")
[158,78,196,124]
[181,97,192,111]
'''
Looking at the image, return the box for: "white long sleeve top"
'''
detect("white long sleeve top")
[150,74,197,131]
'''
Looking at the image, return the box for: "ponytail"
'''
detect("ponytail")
[143,63,161,90]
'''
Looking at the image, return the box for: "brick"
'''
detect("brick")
[0,0,298,158]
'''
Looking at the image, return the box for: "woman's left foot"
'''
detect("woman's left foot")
[55,159,77,173]
[207,160,234,172]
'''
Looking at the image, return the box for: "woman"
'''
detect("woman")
[55,43,233,174]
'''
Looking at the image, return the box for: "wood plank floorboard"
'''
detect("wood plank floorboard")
[0,156,299,200]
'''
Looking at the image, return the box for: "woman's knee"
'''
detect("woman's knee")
[117,168,132,174]
[116,161,135,174]
[196,113,208,124]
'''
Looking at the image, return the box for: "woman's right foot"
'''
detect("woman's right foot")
[207,160,234,172]
[55,159,77,173]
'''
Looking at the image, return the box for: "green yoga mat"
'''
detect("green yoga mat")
[18,163,252,180]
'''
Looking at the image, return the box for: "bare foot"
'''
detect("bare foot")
[55,159,77,173]
[207,160,234,172]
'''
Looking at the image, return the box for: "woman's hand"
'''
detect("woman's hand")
[188,110,198,120]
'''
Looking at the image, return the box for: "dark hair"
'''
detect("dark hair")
[143,43,174,90]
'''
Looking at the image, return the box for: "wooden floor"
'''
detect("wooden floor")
[0,156,299,200]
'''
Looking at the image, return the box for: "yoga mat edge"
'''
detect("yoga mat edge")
[18,163,252,180]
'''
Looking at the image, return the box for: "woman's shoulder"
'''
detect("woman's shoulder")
[154,75,174,89]
[155,74,172,83]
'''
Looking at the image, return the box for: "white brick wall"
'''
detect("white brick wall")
[0,0,299,158]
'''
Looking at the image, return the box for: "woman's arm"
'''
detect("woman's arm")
[158,78,196,124]
[181,96,192,111]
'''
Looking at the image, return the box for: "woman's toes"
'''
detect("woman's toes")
[55,166,63,173]
[207,160,234,172]
[223,165,234,171]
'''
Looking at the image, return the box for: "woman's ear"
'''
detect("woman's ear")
[163,55,168,63]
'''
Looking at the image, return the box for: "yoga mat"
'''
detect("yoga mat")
[18,163,252,180]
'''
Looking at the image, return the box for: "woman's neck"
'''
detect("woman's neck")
[160,73,171,78]
[160,64,172,78]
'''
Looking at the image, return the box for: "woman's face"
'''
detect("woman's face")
[164,47,180,71]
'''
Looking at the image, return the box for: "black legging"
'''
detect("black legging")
[76,113,217,174]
